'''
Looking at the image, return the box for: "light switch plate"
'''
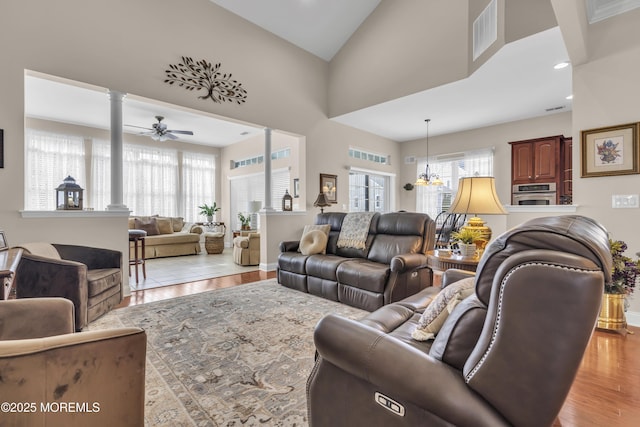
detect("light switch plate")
[612,194,639,208]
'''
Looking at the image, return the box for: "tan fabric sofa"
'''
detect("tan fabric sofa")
[128,215,204,259]
[233,231,260,265]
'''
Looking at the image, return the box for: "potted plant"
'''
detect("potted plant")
[198,202,220,223]
[238,212,251,230]
[598,239,639,331]
[450,228,484,258]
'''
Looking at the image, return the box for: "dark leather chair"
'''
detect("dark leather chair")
[307,215,611,427]
[14,243,123,331]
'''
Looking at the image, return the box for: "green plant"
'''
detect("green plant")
[238,212,251,227]
[606,239,639,295]
[198,202,220,217]
[450,228,483,245]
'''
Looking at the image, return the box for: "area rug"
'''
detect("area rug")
[89,280,367,426]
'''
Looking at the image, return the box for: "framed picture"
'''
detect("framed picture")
[320,173,337,204]
[293,178,300,198]
[581,122,640,178]
[0,231,7,250]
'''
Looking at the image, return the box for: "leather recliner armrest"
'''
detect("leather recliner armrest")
[389,253,428,272]
[279,241,300,252]
[313,314,508,426]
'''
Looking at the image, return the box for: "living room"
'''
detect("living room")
[1,0,640,424]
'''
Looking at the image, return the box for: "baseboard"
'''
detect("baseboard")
[260,262,277,272]
[626,310,640,327]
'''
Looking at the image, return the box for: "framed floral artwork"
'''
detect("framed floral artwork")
[581,122,640,177]
[320,173,337,203]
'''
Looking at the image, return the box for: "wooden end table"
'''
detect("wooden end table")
[427,249,480,287]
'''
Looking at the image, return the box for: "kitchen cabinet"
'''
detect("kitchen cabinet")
[509,135,571,204]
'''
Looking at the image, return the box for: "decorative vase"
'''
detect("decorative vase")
[597,293,627,332]
[458,243,476,258]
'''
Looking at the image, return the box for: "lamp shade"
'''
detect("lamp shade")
[313,193,330,213]
[448,177,507,215]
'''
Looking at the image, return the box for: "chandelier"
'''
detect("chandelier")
[415,119,443,186]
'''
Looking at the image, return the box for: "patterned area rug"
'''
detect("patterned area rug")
[89,280,367,426]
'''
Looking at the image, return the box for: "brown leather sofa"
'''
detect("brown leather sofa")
[0,298,146,426]
[15,243,122,331]
[307,215,611,427]
[277,211,435,311]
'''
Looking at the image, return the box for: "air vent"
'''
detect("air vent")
[545,105,566,112]
[473,0,497,61]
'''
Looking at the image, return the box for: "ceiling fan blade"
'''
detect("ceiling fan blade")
[167,130,194,135]
[165,133,179,140]
[125,124,154,130]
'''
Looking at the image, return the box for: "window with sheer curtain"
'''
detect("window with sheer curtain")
[349,170,390,212]
[416,148,494,218]
[182,151,216,222]
[229,168,290,230]
[91,139,111,211]
[25,130,86,210]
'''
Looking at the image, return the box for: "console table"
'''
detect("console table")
[1,248,23,300]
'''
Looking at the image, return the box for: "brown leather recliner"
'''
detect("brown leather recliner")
[0,298,146,426]
[307,215,611,427]
[14,243,123,331]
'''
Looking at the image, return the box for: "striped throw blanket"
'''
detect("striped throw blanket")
[337,212,376,249]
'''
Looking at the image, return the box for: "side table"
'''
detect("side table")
[427,249,479,287]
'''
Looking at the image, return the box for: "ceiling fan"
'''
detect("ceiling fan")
[127,115,194,141]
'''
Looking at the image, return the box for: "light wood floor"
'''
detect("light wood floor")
[119,275,640,426]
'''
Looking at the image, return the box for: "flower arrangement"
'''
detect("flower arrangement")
[606,239,639,295]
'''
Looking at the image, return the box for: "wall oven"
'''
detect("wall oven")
[512,183,557,205]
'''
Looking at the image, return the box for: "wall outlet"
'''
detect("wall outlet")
[612,194,639,208]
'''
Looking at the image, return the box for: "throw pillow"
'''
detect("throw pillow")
[156,217,174,234]
[300,230,329,255]
[301,224,331,254]
[412,277,475,341]
[134,217,160,236]
[171,217,185,232]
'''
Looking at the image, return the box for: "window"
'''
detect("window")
[416,148,494,218]
[229,168,291,229]
[349,170,390,212]
[348,147,388,164]
[182,152,216,222]
[25,130,86,210]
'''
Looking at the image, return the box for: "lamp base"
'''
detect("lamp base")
[461,216,491,249]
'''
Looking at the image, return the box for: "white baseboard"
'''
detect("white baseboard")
[626,310,640,327]
[260,262,277,272]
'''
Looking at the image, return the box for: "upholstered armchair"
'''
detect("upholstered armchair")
[14,243,123,331]
[307,215,611,427]
[233,232,260,266]
[0,298,146,426]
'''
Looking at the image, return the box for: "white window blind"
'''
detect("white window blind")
[25,129,86,210]
[229,168,290,229]
[183,151,216,222]
[123,144,178,217]
[416,148,494,218]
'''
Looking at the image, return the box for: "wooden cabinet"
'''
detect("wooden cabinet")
[510,136,562,184]
[509,135,572,205]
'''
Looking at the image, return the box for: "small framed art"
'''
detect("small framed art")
[320,173,337,204]
[581,122,640,178]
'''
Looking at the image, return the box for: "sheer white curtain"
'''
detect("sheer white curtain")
[25,129,86,210]
[91,139,111,211]
[182,151,216,222]
[416,148,494,218]
[123,144,178,216]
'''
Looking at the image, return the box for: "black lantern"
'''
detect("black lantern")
[282,189,293,211]
[56,175,84,210]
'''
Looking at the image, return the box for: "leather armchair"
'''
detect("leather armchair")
[307,215,611,427]
[233,232,260,266]
[0,298,146,426]
[15,243,123,331]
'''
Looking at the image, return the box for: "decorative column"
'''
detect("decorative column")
[107,90,128,211]
[263,128,275,211]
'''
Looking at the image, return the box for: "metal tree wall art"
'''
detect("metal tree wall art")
[164,56,248,104]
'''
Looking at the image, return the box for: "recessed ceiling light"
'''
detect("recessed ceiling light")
[566,94,574,100]
[554,61,570,70]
